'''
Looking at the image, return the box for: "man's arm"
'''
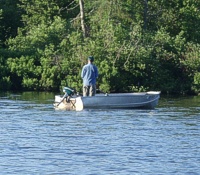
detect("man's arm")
[81,67,85,79]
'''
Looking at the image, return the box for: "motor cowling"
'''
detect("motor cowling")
[63,87,74,96]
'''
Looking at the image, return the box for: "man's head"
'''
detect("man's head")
[88,56,94,62]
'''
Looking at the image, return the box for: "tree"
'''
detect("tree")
[7,0,72,90]
[79,0,87,37]
[2,0,200,94]
[0,0,23,47]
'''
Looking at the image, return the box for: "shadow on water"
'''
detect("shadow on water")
[159,94,200,108]
[1,91,200,113]
[0,91,57,112]
[0,91,56,103]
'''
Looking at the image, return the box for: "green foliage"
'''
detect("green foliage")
[142,30,193,94]
[193,73,200,94]
[0,55,11,90]
[7,16,72,91]
[0,0,23,46]
[19,0,59,27]
[180,43,200,94]
[0,0,200,95]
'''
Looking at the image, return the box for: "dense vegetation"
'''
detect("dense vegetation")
[0,0,200,94]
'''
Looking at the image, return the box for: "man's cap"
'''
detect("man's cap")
[88,56,94,61]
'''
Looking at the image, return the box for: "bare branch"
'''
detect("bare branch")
[79,0,87,38]
[59,0,78,13]
[70,13,80,23]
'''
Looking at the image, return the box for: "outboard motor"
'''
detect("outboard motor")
[63,87,74,96]
[62,87,74,103]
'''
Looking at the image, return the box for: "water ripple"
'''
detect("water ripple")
[0,93,200,174]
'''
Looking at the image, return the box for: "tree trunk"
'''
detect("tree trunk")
[79,0,87,38]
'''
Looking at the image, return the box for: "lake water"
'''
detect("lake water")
[0,92,200,175]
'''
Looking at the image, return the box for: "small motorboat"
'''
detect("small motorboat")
[53,87,161,111]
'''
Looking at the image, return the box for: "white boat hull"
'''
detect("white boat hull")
[54,91,161,111]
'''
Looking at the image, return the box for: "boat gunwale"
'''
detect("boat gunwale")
[55,91,161,99]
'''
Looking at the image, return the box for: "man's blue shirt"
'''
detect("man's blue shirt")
[81,63,98,86]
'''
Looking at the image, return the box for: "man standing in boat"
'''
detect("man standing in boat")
[81,56,98,96]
